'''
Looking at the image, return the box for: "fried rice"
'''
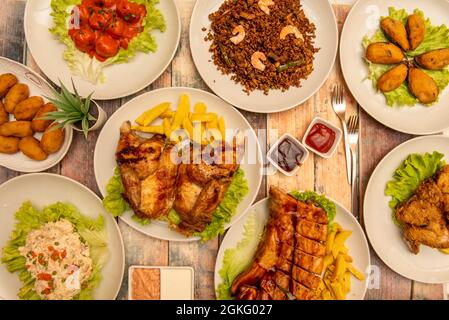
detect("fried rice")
[206,0,319,95]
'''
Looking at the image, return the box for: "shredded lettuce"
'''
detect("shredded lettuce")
[194,169,249,242]
[216,210,264,300]
[1,202,109,300]
[385,152,445,224]
[363,7,449,107]
[49,0,166,83]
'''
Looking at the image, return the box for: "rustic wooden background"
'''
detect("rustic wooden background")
[0,0,446,300]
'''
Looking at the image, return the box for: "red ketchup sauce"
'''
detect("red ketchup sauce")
[68,0,147,61]
[270,137,305,173]
[305,123,336,154]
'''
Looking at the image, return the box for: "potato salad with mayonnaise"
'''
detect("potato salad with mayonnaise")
[19,219,93,300]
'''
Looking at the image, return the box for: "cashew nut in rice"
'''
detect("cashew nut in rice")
[280,25,304,41]
[230,25,245,45]
[251,52,267,71]
[258,0,274,15]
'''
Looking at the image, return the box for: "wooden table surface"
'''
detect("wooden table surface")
[1,0,446,300]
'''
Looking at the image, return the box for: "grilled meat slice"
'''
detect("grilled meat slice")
[292,265,321,290]
[295,234,326,256]
[297,201,329,224]
[231,262,267,295]
[235,286,258,300]
[291,279,316,300]
[294,249,324,274]
[274,270,290,292]
[296,219,328,242]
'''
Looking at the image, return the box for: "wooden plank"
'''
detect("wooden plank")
[412,283,444,300]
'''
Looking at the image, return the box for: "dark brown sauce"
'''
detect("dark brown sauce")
[270,137,305,172]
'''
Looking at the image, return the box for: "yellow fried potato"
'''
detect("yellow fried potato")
[131,125,165,135]
[19,136,47,161]
[348,264,365,281]
[193,102,207,114]
[439,248,449,254]
[190,113,217,123]
[159,110,175,119]
[381,18,410,51]
[407,14,425,50]
[218,117,226,142]
[4,83,29,113]
[332,231,352,258]
[330,282,345,300]
[182,117,194,139]
[377,64,408,92]
[32,102,57,132]
[162,118,172,137]
[171,95,190,130]
[416,48,449,70]
[0,101,9,125]
[135,102,171,126]
[366,42,404,64]
[14,96,44,121]
[0,136,19,154]
[332,254,346,281]
[0,121,33,137]
[408,68,439,104]
[40,124,65,154]
[0,73,18,98]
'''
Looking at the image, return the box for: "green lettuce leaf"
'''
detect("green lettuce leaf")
[216,210,265,300]
[363,7,449,107]
[49,0,166,83]
[194,168,249,242]
[1,201,109,300]
[385,151,445,224]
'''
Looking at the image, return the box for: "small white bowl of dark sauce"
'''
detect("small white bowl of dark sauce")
[267,133,309,176]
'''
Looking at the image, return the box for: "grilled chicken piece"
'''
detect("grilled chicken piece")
[294,249,324,274]
[297,201,329,224]
[296,234,326,256]
[291,279,316,300]
[292,265,321,290]
[235,286,258,300]
[296,219,328,242]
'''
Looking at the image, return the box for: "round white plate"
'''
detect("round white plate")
[215,196,371,300]
[340,0,449,135]
[364,135,449,283]
[94,87,263,242]
[189,0,338,113]
[0,57,73,173]
[24,0,181,100]
[0,173,125,300]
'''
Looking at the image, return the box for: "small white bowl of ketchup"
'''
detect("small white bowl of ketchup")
[302,117,342,159]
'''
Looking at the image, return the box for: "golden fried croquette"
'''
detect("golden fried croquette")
[408,68,439,104]
[13,96,44,121]
[4,83,29,113]
[0,101,8,125]
[416,48,449,70]
[407,14,425,50]
[31,102,57,132]
[381,17,410,51]
[40,123,65,154]
[0,136,20,154]
[19,136,48,161]
[366,42,405,64]
[0,121,33,137]
[377,64,408,92]
[0,73,18,98]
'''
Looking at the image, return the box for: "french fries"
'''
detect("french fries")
[318,223,365,300]
[133,94,226,144]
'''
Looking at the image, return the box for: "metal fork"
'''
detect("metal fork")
[332,85,351,184]
[348,114,360,219]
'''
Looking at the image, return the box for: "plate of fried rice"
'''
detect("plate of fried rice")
[190,0,338,113]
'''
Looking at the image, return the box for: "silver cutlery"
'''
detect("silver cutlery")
[348,114,360,218]
[332,85,351,184]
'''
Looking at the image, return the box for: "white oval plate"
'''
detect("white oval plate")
[24,0,181,100]
[364,135,449,283]
[0,57,73,173]
[189,0,338,113]
[94,87,263,242]
[340,0,449,135]
[0,173,125,300]
[215,196,371,300]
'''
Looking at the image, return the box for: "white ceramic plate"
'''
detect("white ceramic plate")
[24,0,181,100]
[189,0,338,113]
[340,0,449,135]
[215,196,371,300]
[364,135,449,283]
[0,174,125,300]
[94,87,263,242]
[0,57,73,173]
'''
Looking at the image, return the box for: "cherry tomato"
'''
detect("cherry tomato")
[69,26,96,53]
[116,0,143,23]
[89,8,113,30]
[95,34,120,58]
[106,18,126,38]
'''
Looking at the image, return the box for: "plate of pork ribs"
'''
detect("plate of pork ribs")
[215,186,370,300]
[365,135,449,283]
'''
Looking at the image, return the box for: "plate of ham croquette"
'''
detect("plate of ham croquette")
[0,57,72,173]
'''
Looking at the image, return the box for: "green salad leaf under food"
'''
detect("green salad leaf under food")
[363,7,449,107]
[102,167,249,242]
[49,0,166,83]
[385,151,445,224]
[1,202,109,300]
[216,191,336,300]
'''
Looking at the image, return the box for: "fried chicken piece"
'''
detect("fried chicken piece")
[403,221,449,254]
